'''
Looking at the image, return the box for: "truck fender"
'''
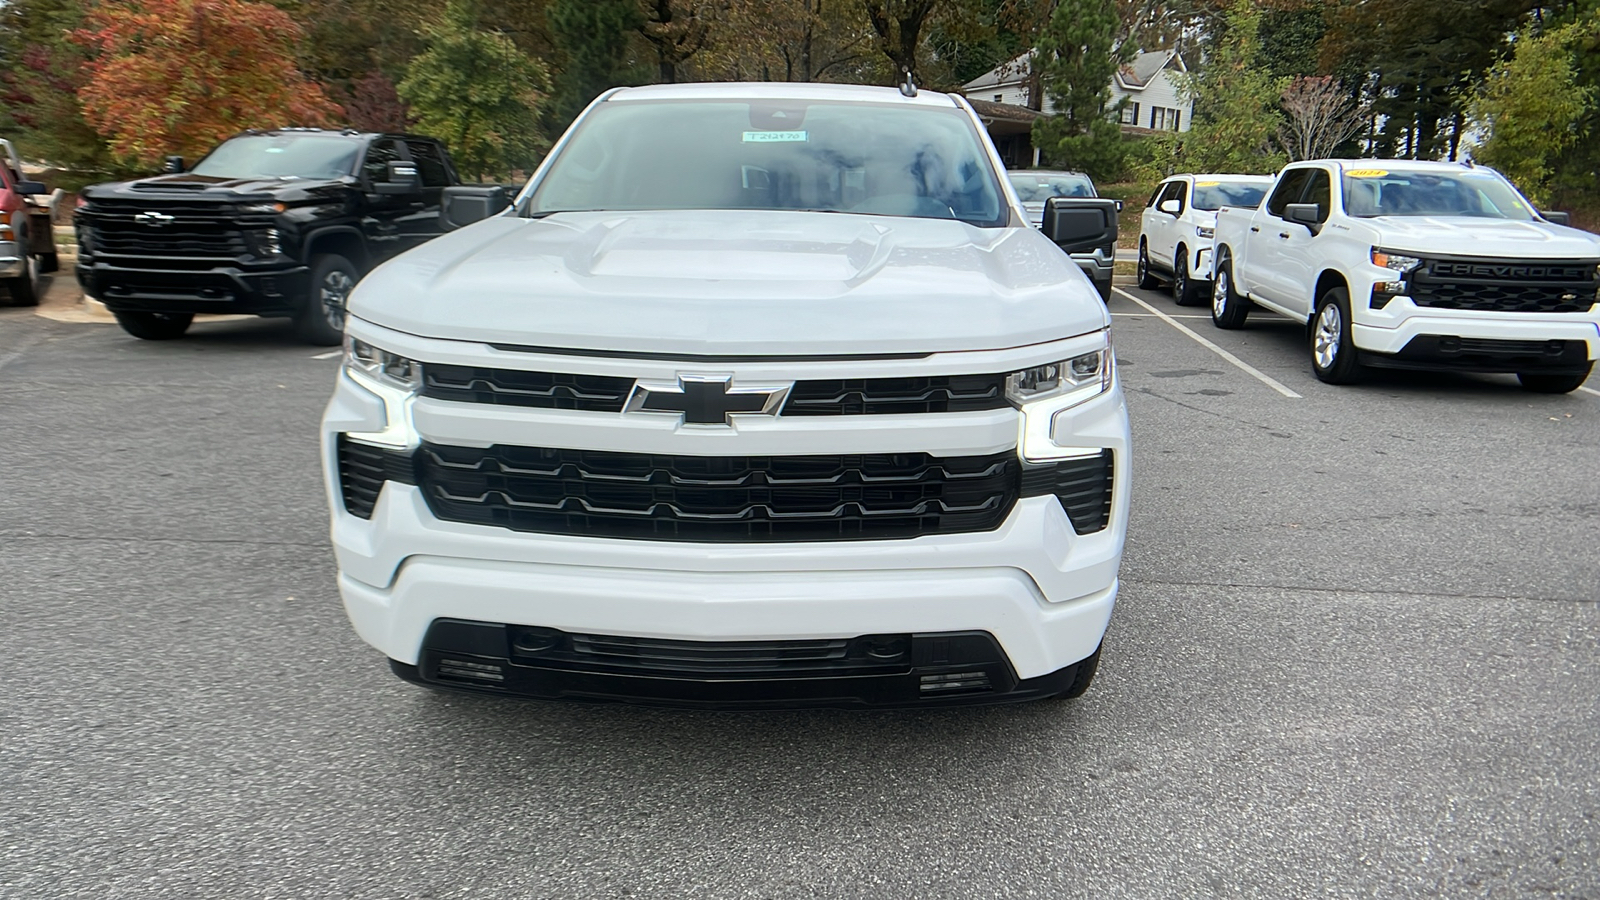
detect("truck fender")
[304,226,369,271]
[1309,270,1352,332]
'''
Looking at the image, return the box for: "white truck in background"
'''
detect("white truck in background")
[1210,159,1600,392]
[1137,173,1273,306]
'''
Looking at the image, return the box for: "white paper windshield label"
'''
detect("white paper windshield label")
[743,130,808,143]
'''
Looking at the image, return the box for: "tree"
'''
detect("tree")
[399,0,549,180]
[697,0,877,83]
[72,0,343,167]
[1031,0,1127,181]
[864,0,941,83]
[639,0,708,83]
[343,70,410,134]
[0,0,126,180]
[1277,75,1366,161]
[1469,15,1599,205]
[1158,0,1286,175]
[547,0,645,128]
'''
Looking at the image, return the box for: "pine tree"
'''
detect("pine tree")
[1159,0,1286,175]
[547,0,644,129]
[1031,0,1127,181]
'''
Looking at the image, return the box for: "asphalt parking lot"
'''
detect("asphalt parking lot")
[2,282,1597,899]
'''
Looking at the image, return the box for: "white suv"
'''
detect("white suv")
[1137,174,1273,305]
[320,83,1130,709]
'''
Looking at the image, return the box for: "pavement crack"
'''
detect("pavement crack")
[1130,386,1288,435]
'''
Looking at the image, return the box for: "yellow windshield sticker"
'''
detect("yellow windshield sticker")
[743,130,808,143]
[1195,181,1221,187]
[1345,169,1388,178]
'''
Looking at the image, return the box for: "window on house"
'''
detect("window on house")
[1120,103,1139,125]
[1149,107,1181,131]
[995,94,1004,102]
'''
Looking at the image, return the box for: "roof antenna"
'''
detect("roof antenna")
[900,67,918,98]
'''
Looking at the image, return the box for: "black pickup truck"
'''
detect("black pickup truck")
[76,128,464,344]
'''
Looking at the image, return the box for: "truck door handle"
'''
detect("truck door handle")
[1250,226,1260,233]
[1278,232,1291,239]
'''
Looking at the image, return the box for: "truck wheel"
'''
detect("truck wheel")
[1057,643,1102,700]
[1137,241,1159,289]
[295,253,359,346]
[1517,364,1594,394]
[1211,259,1249,329]
[1310,287,1363,384]
[1173,249,1203,306]
[114,311,193,340]
[5,254,39,307]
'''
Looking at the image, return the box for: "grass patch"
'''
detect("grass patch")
[1100,181,1157,249]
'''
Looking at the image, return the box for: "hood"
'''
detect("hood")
[1363,216,1600,259]
[83,173,349,205]
[351,210,1106,356]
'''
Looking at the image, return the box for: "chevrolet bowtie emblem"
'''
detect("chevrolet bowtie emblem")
[134,211,176,226]
[626,375,791,426]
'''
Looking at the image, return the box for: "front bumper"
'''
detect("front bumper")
[1352,300,1600,369]
[0,240,25,278]
[76,258,307,316]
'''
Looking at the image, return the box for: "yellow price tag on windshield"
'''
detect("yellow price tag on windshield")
[1195,181,1221,187]
[1345,169,1388,178]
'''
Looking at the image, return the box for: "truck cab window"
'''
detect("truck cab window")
[1266,168,1313,219]
[405,141,451,188]
[362,140,403,185]
[1302,170,1331,223]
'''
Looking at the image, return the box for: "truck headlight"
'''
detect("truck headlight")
[342,337,422,449]
[1371,248,1422,273]
[1009,330,1114,461]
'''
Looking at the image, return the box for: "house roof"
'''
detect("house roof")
[964,98,1045,124]
[1115,50,1184,91]
[961,52,1034,91]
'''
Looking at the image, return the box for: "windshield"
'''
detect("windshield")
[1192,180,1269,211]
[190,134,361,180]
[527,100,1006,227]
[1007,172,1095,202]
[1342,168,1536,220]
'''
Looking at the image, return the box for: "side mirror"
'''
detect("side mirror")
[15,180,47,196]
[163,156,185,174]
[1041,196,1119,255]
[1157,198,1181,215]
[1285,203,1322,227]
[441,184,511,230]
[1540,210,1571,226]
[375,160,420,195]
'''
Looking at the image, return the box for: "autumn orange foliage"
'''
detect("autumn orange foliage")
[73,0,344,167]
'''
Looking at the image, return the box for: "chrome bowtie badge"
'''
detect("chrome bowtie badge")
[626,375,791,426]
[133,211,176,226]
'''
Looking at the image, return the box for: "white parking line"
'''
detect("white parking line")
[1578,385,1600,398]
[1110,313,1212,319]
[309,349,341,360]
[1112,287,1303,399]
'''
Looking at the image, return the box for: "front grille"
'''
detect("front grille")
[421,364,633,411]
[1020,450,1114,534]
[83,201,248,259]
[510,627,913,677]
[782,374,1008,415]
[415,443,1019,541]
[1409,258,1598,313]
[336,436,416,518]
[414,363,1012,416]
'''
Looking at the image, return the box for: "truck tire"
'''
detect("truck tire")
[1173,248,1203,306]
[5,254,39,306]
[39,251,58,274]
[1211,259,1249,329]
[114,311,193,340]
[1137,240,1159,289]
[295,253,359,346]
[1517,364,1594,394]
[1310,287,1363,384]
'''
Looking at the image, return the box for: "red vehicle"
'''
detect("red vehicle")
[0,138,61,306]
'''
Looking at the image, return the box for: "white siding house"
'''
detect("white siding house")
[961,50,1193,134]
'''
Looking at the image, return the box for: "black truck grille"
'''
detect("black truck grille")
[421,364,633,411]
[84,201,249,259]
[415,364,1011,416]
[415,443,1020,541]
[336,440,1115,540]
[1410,258,1598,313]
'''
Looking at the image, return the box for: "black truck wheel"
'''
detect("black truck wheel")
[5,254,39,306]
[114,311,194,340]
[295,253,359,346]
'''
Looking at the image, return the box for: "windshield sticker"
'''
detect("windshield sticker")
[1195,181,1221,186]
[743,130,808,143]
[1345,169,1387,177]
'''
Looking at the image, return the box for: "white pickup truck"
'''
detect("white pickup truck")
[1210,159,1600,392]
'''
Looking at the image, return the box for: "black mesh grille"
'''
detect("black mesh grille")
[85,202,247,259]
[336,436,415,519]
[1410,259,1598,313]
[415,443,1019,542]
[1020,450,1113,535]
[421,364,633,411]
[782,374,1009,415]
[509,629,914,677]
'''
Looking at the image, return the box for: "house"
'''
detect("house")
[960,49,1193,163]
